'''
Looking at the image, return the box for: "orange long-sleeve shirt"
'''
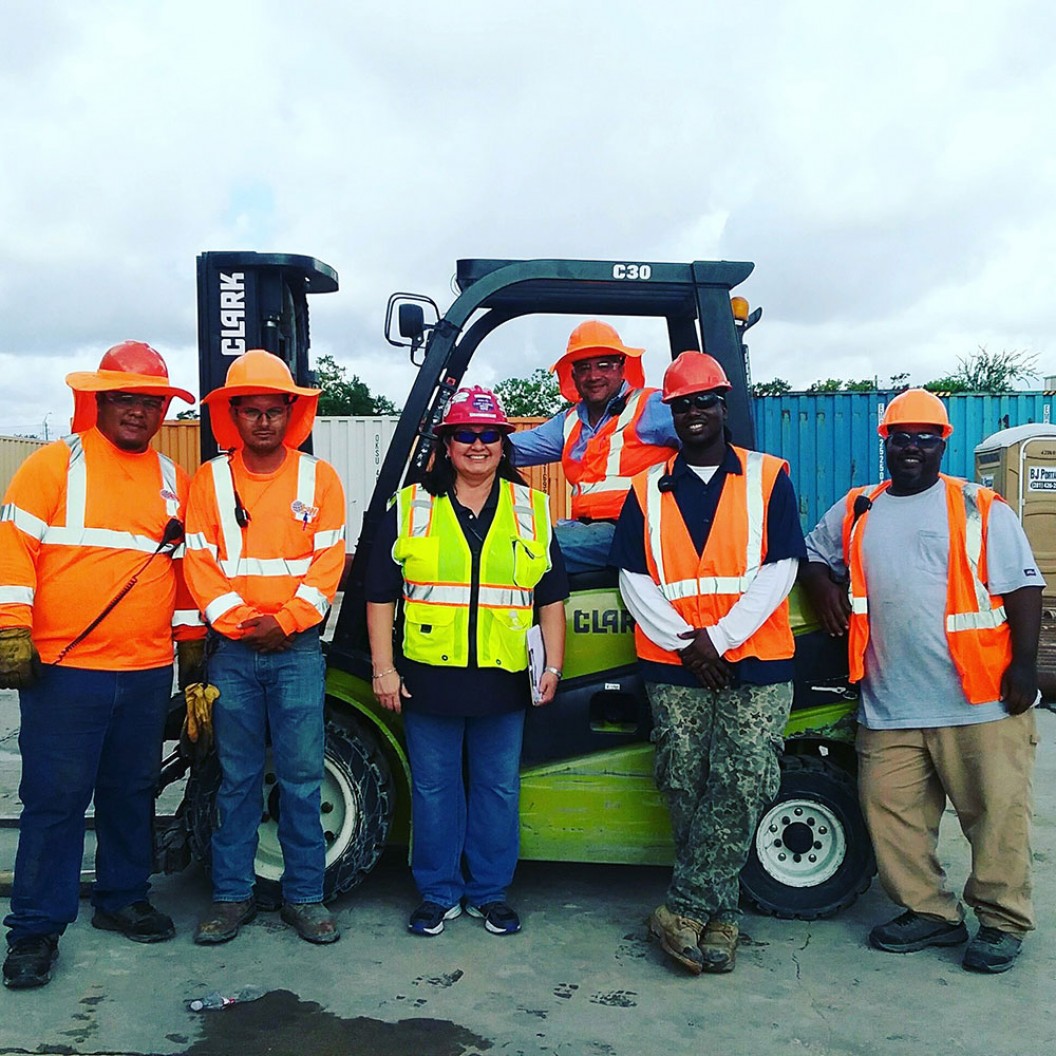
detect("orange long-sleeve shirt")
[183,448,346,639]
[0,428,204,669]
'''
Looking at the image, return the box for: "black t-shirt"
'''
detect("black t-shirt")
[366,481,569,717]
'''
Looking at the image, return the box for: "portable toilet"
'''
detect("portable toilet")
[975,424,1056,601]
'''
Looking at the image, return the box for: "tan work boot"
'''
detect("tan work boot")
[647,905,705,974]
[699,920,738,973]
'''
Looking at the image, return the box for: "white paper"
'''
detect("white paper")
[527,624,545,705]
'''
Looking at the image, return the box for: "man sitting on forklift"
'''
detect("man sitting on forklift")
[509,320,678,574]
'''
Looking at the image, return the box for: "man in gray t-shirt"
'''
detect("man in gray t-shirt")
[800,389,1043,975]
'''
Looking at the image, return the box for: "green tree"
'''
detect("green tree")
[807,378,845,393]
[175,408,199,420]
[494,369,568,417]
[751,378,792,396]
[315,354,399,415]
[924,346,1038,393]
[843,378,876,392]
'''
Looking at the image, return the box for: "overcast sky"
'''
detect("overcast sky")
[2,0,1054,437]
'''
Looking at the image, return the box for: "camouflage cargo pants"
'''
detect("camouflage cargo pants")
[646,680,792,922]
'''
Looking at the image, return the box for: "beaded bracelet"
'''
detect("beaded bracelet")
[371,668,397,681]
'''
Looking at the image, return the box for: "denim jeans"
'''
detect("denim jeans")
[4,663,172,944]
[208,629,327,904]
[402,708,525,907]
[555,520,616,575]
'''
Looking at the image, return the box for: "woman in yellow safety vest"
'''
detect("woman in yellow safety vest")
[366,386,568,938]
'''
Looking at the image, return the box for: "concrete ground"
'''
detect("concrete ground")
[2,688,1055,1056]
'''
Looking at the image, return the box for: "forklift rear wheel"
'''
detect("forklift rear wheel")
[740,753,875,920]
[184,717,393,906]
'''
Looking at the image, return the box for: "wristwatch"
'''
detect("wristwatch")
[544,666,563,680]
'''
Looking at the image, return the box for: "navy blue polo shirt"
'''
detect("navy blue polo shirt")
[609,448,805,687]
[366,480,569,716]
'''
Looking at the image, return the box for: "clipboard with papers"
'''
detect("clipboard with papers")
[527,624,546,705]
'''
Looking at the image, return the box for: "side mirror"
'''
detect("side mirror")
[385,293,441,365]
[398,303,425,340]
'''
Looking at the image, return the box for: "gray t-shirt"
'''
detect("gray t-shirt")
[805,480,1044,730]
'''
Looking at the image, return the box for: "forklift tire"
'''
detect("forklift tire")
[184,717,393,906]
[740,754,875,920]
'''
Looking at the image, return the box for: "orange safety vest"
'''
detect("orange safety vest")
[631,448,795,666]
[843,474,1011,704]
[562,388,677,521]
[184,450,346,639]
[0,428,202,669]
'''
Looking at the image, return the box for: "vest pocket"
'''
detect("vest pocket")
[483,607,531,669]
[403,601,459,663]
[392,535,440,581]
[512,538,549,589]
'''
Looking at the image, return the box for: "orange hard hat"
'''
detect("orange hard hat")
[441,385,514,432]
[550,320,646,403]
[201,349,321,451]
[878,389,953,438]
[66,341,194,432]
[661,351,732,403]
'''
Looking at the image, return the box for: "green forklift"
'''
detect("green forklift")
[177,252,874,920]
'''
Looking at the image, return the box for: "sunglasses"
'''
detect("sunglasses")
[571,358,624,376]
[103,392,166,412]
[670,393,725,414]
[887,431,944,449]
[450,428,504,445]
[233,405,289,424]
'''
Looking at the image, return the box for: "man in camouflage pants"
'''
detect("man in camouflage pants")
[610,352,805,974]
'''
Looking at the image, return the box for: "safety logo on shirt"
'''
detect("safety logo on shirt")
[291,499,320,527]
[160,488,179,503]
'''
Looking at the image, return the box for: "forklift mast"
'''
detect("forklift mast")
[195,251,338,461]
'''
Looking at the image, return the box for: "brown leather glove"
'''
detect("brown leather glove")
[176,638,206,690]
[181,681,220,761]
[0,627,42,689]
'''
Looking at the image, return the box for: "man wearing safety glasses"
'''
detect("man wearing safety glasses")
[801,388,1043,974]
[610,351,805,975]
[510,320,678,573]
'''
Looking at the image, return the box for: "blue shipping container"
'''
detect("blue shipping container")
[752,392,1056,530]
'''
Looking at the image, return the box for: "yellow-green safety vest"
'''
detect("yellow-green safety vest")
[392,481,552,670]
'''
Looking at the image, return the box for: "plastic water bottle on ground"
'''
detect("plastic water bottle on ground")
[186,985,267,1011]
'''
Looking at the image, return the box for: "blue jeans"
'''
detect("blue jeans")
[208,629,327,904]
[555,520,616,575]
[4,664,172,944]
[402,708,525,907]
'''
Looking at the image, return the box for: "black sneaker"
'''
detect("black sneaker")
[962,926,1023,973]
[466,901,521,935]
[869,909,969,953]
[3,935,59,990]
[92,900,175,943]
[408,901,462,936]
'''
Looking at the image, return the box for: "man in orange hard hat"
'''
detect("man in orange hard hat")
[183,349,346,947]
[801,388,1043,974]
[0,342,203,990]
[509,320,678,573]
[609,351,806,974]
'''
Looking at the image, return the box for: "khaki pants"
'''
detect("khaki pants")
[856,710,1038,935]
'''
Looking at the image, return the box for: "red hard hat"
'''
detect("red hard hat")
[662,351,732,403]
[441,385,514,432]
[65,340,194,432]
[878,389,953,438]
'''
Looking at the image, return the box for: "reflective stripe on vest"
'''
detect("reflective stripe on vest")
[565,389,647,499]
[209,453,319,578]
[643,451,766,602]
[33,435,181,555]
[946,483,1008,634]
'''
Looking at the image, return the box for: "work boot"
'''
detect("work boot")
[194,899,257,945]
[647,904,704,974]
[92,901,175,944]
[962,926,1023,974]
[3,935,59,990]
[699,920,738,973]
[280,902,340,944]
[868,909,968,953]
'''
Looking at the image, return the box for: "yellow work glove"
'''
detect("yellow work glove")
[0,627,42,690]
[176,638,207,690]
[181,682,220,762]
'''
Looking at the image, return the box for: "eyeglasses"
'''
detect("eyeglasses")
[233,405,289,424]
[103,392,165,412]
[887,431,944,449]
[450,428,503,445]
[670,393,726,414]
[571,357,624,376]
